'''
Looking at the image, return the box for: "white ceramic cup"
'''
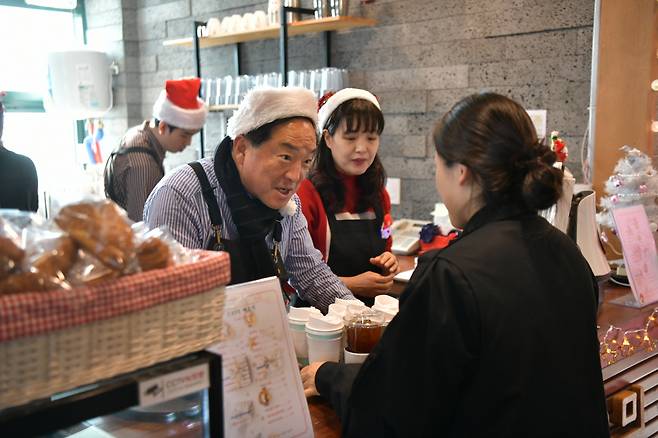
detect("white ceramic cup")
[206,17,221,36]
[306,314,344,363]
[242,12,256,31]
[344,348,368,365]
[254,10,268,29]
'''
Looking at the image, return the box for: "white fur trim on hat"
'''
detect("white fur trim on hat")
[317,88,380,134]
[227,87,318,139]
[152,90,208,131]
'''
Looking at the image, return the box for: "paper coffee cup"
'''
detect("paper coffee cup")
[306,314,344,363]
[344,348,369,365]
[288,307,321,366]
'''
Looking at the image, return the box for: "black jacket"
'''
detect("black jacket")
[316,203,609,437]
[0,144,38,212]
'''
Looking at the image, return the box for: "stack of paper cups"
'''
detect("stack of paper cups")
[371,295,399,325]
[306,314,344,363]
[288,307,321,366]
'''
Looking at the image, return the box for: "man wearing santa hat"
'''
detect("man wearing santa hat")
[144,87,356,312]
[104,78,208,222]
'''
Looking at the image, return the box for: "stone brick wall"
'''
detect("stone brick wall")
[88,0,595,220]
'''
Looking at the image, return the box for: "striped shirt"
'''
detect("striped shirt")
[143,158,355,312]
[109,121,165,222]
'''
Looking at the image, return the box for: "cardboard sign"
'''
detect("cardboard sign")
[612,205,658,306]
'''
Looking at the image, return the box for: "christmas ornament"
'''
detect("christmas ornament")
[550,130,568,163]
[597,146,658,231]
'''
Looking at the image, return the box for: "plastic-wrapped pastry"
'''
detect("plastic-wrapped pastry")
[32,236,77,280]
[137,237,173,272]
[0,236,25,280]
[55,200,134,271]
[0,272,59,295]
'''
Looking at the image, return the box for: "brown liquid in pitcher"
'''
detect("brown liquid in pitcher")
[345,320,383,354]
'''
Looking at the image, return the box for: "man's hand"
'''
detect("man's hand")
[301,361,326,398]
[370,251,400,276]
[341,271,396,297]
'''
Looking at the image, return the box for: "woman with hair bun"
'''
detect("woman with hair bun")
[302,92,609,437]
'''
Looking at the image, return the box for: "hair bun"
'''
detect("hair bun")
[521,147,563,211]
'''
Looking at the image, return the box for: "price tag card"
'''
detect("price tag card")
[612,205,658,306]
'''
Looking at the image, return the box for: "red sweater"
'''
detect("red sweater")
[297,175,392,261]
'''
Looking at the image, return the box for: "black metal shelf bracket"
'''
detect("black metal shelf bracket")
[280,6,317,86]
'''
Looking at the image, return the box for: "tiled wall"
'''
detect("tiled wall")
[87,0,595,220]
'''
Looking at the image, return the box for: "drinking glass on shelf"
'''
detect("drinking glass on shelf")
[200,78,213,105]
[223,75,233,105]
[266,72,280,88]
[340,68,349,89]
[297,70,308,89]
[234,75,250,105]
[309,69,323,98]
[214,77,223,106]
[287,70,298,87]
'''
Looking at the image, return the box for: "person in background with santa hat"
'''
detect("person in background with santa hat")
[104,77,208,222]
[297,88,399,305]
[144,87,357,312]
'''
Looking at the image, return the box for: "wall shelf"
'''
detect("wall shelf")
[163,16,376,49]
[209,104,239,112]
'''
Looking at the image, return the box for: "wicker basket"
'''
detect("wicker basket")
[0,251,230,409]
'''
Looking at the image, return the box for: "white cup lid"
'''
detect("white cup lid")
[328,303,347,318]
[335,297,364,307]
[374,295,399,310]
[306,313,344,331]
[288,306,321,322]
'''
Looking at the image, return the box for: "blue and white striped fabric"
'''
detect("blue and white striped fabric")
[143,158,355,312]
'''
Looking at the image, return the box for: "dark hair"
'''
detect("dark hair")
[244,116,316,146]
[310,99,386,213]
[433,92,562,211]
[154,118,178,133]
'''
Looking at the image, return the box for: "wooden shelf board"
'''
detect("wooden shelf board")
[163,16,376,49]
[209,104,239,112]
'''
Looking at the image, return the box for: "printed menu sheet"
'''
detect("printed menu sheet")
[612,205,658,306]
[207,277,313,438]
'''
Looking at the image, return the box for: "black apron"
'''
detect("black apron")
[189,162,289,300]
[325,203,387,305]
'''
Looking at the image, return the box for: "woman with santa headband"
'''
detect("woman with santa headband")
[297,88,399,304]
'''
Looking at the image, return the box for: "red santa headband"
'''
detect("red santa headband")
[317,88,380,133]
[227,87,318,139]
[152,78,208,130]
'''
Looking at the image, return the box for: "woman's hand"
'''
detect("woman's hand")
[340,271,396,296]
[301,361,326,398]
[370,251,400,276]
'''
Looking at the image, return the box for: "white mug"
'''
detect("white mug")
[254,10,268,29]
[242,13,256,31]
[206,17,221,37]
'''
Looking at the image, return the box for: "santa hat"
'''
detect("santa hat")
[317,88,380,133]
[152,78,208,130]
[227,87,317,139]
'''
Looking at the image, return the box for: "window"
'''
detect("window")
[1,0,86,214]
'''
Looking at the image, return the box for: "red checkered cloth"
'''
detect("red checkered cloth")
[0,250,230,342]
